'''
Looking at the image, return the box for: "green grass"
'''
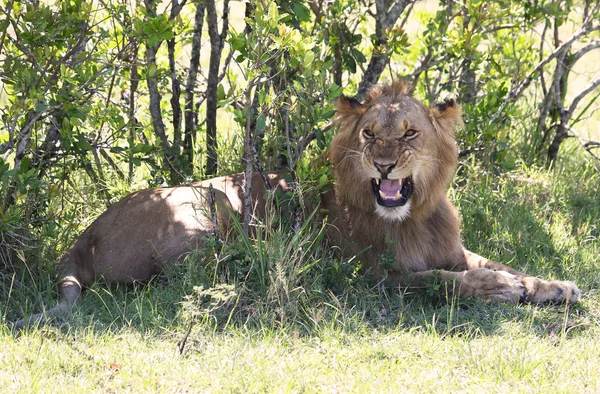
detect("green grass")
[2,153,600,392]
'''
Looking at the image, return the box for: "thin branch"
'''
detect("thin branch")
[357,0,414,97]
[306,0,324,21]
[295,124,333,164]
[169,0,188,20]
[539,19,549,96]
[252,145,272,192]
[242,80,256,235]
[567,74,600,117]
[208,183,221,242]
[168,38,182,149]
[144,0,171,152]
[567,125,600,163]
[571,40,600,64]
[184,2,206,164]
[386,0,411,27]
[0,0,15,57]
[510,21,600,103]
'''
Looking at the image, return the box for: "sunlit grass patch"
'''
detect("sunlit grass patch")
[2,158,600,391]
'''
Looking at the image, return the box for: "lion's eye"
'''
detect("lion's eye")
[362,128,375,138]
[404,129,418,139]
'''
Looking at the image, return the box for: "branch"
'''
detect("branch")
[567,125,600,164]
[510,22,600,103]
[242,80,257,235]
[408,54,451,83]
[208,183,221,242]
[487,66,520,127]
[295,124,333,164]
[357,0,414,97]
[145,43,170,151]
[205,0,231,175]
[144,0,170,152]
[0,0,15,57]
[567,74,600,118]
[571,40,600,64]
[386,0,411,28]
[168,39,182,149]
[184,3,206,161]
[169,0,188,19]
[306,0,324,21]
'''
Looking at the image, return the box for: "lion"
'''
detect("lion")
[323,80,580,304]
[14,81,579,329]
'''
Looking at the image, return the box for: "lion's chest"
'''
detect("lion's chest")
[351,222,431,273]
[320,189,463,274]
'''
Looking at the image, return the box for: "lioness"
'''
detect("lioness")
[14,81,579,328]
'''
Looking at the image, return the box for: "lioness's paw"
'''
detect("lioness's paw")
[521,277,580,305]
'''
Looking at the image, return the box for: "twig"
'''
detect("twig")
[252,145,272,192]
[509,20,600,104]
[487,60,521,127]
[208,183,221,242]
[295,124,333,165]
[567,126,600,164]
[178,317,194,356]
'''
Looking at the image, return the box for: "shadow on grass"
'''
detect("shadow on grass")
[3,169,596,342]
[2,264,591,347]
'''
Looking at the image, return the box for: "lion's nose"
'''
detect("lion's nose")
[374,161,396,175]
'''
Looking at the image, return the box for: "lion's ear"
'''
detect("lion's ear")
[335,95,365,121]
[430,98,463,132]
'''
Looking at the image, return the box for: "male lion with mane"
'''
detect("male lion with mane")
[14,81,579,329]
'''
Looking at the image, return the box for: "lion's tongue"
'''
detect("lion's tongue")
[380,179,402,199]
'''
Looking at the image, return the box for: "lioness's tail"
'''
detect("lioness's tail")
[13,275,82,330]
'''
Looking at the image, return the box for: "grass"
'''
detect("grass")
[1,152,600,392]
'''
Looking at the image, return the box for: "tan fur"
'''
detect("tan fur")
[14,173,289,328]
[324,80,580,304]
[14,82,580,329]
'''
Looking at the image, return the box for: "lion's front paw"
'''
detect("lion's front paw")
[521,277,581,305]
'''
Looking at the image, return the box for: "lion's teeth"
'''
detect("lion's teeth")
[378,190,387,199]
[394,191,401,199]
[375,179,380,185]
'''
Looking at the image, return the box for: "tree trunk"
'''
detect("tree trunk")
[205,0,230,176]
[168,39,182,156]
[183,3,206,171]
[242,83,255,235]
[356,0,412,98]
[547,122,568,163]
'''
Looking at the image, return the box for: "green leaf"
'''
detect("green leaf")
[132,143,153,154]
[20,157,30,173]
[319,174,328,187]
[217,83,226,101]
[256,114,266,133]
[148,63,157,77]
[34,103,48,113]
[75,140,93,151]
[303,51,314,67]
[291,3,311,23]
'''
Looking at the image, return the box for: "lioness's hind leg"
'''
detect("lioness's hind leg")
[13,276,82,330]
[408,269,580,305]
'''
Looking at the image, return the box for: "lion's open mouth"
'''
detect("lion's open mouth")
[371,176,413,207]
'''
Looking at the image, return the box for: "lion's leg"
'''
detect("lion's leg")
[405,268,580,305]
[462,249,522,275]
[459,249,580,304]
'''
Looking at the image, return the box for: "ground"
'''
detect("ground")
[2,154,599,392]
